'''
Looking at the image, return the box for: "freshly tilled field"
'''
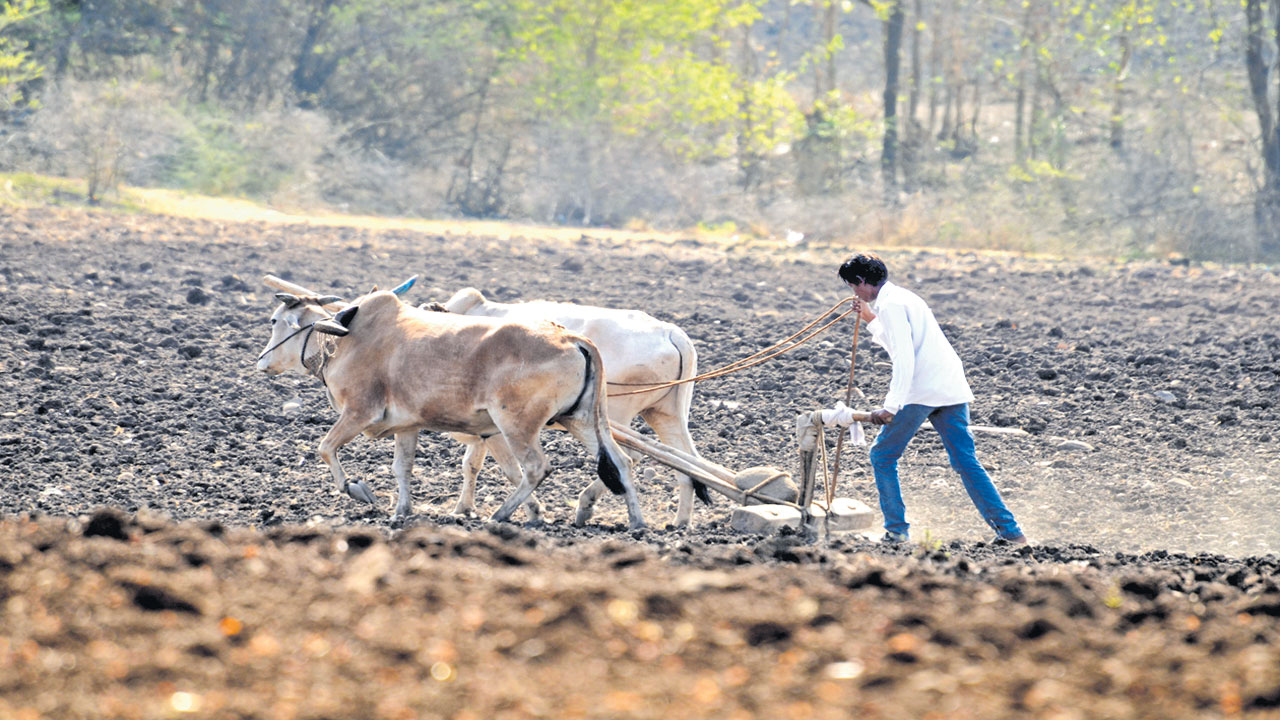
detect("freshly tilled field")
[2,206,1279,718]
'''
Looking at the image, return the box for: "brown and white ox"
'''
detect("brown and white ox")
[439,288,709,527]
[256,290,645,529]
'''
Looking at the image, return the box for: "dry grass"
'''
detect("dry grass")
[0,171,1146,266]
[0,172,824,257]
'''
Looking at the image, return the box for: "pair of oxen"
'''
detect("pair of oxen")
[256,283,708,530]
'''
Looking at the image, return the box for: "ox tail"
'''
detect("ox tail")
[577,343,628,496]
[669,329,711,505]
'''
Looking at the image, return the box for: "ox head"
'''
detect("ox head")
[256,292,344,375]
[443,287,487,314]
[257,278,412,374]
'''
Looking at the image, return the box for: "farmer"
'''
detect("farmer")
[839,253,1028,546]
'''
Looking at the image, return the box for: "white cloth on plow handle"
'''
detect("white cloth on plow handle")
[817,401,866,447]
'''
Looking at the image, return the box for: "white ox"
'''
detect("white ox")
[440,288,710,527]
[256,290,645,528]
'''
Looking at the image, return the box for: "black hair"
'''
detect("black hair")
[838,253,889,286]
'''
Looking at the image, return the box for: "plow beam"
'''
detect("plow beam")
[609,422,800,509]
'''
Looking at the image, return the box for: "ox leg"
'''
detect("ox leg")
[318,413,379,507]
[450,437,486,517]
[487,436,545,525]
[391,430,417,522]
[563,420,645,530]
[486,424,552,525]
[574,480,607,527]
[642,409,702,528]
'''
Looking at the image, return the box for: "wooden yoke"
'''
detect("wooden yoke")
[262,275,348,311]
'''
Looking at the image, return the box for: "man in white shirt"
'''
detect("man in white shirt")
[839,253,1027,546]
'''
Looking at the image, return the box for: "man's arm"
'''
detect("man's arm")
[873,303,915,417]
[859,301,894,425]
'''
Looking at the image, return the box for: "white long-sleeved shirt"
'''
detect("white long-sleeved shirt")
[865,281,974,414]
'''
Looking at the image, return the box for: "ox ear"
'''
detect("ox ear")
[313,319,349,336]
[275,292,302,308]
[313,295,345,306]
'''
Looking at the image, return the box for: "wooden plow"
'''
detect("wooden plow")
[615,406,1026,536]
[612,412,878,536]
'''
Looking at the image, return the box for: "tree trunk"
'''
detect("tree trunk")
[1014,1,1035,165]
[825,0,837,96]
[292,0,340,108]
[1029,62,1044,162]
[926,1,941,137]
[736,23,762,190]
[1110,32,1132,151]
[814,0,837,98]
[1245,0,1280,256]
[881,0,905,200]
[940,83,953,141]
[909,0,921,125]
[901,0,923,188]
[969,78,981,149]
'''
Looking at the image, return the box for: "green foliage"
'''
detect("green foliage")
[160,105,338,201]
[867,0,896,22]
[807,92,877,146]
[915,529,944,553]
[0,0,47,111]
[1007,159,1078,184]
[696,219,737,234]
[0,0,1275,261]
[0,171,89,206]
[168,112,274,197]
[499,0,796,158]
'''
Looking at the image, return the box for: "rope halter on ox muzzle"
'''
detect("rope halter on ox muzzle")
[258,293,349,368]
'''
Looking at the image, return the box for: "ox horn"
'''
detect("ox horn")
[314,305,358,336]
[391,275,418,297]
[274,292,302,308]
[313,319,350,336]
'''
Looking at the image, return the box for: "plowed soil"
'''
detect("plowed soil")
[2,206,1279,719]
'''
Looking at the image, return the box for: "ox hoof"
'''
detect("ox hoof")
[345,481,378,505]
[487,509,516,524]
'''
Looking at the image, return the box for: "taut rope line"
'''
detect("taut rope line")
[826,313,861,508]
[608,296,860,397]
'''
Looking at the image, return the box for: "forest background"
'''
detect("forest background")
[2,0,1280,263]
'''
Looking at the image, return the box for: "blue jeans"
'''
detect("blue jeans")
[868,403,1023,540]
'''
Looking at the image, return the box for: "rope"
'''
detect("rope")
[608,296,860,397]
[816,420,829,510]
[827,315,861,507]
